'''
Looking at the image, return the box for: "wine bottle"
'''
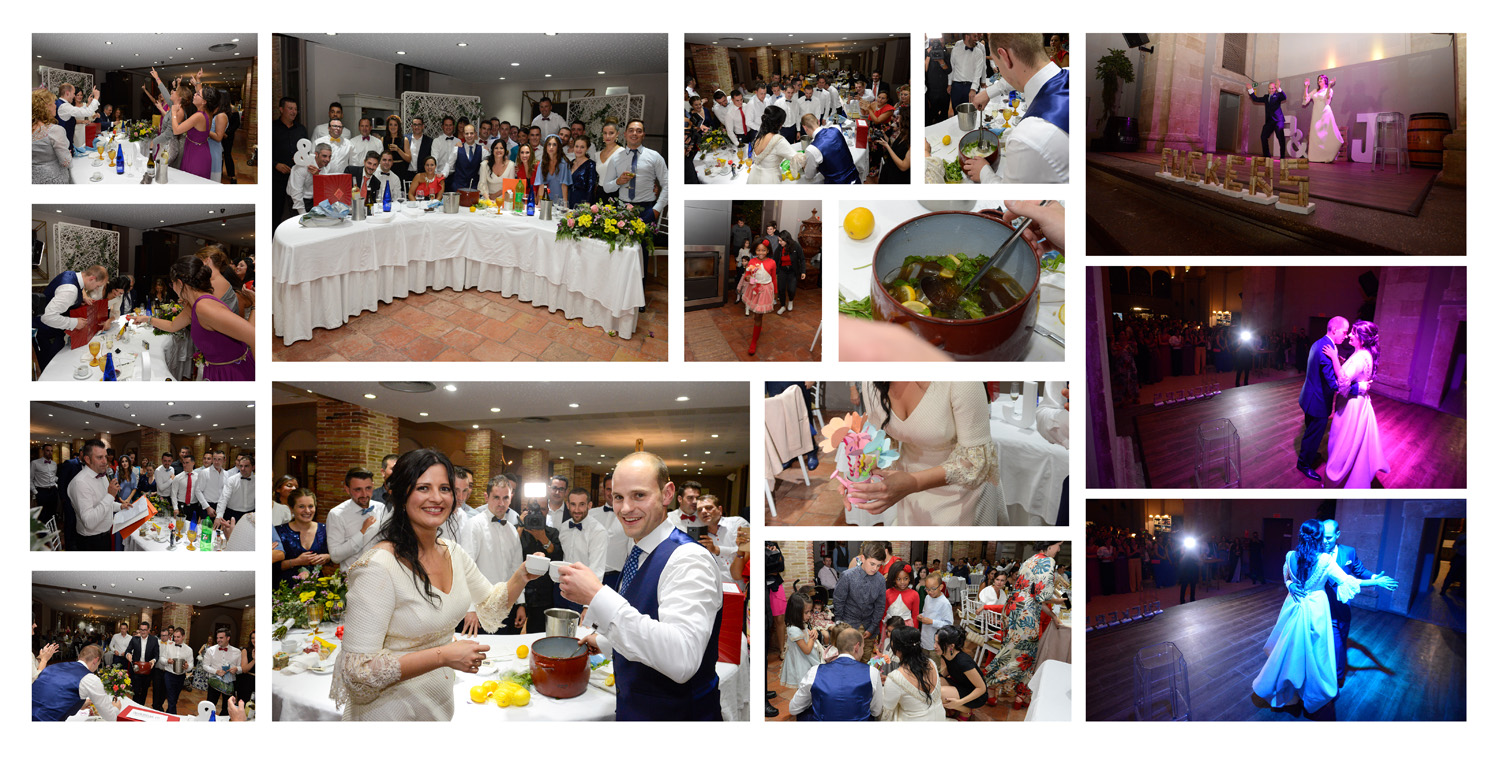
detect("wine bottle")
[115,144,124,175]
[382,181,392,213]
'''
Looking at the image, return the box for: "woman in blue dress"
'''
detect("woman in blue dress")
[273,488,331,588]
[535,135,570,205]
[567,134,598,208]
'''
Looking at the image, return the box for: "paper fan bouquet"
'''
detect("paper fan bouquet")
[820,412,900,508]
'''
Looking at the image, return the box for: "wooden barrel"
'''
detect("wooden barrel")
[1407,112,1452,168]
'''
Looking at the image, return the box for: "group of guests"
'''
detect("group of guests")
[271,448,746,720]
[771,540,1067,720]
[31,440,256,552]
[31,621,251,720]
[684,72,912,185]
[275,96,666,227]
[33,245,255,380]
[1087,525,1268,605]
[1107,313,1313,405]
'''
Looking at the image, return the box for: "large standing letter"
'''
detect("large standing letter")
[1184,151,1203,183]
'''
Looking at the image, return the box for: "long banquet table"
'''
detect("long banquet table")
[1024,659,1071,721]
[38,316,174,381]
[990,413,1069,526]
[68,136,218,185]
[272,629,748,721]
[694,126,869,184]
[273,208,645,344]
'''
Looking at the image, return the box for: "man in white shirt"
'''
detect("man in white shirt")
[745,83,769,141]
[557,487,608,611]
[199,629,241,713]
[708,90,733,136]
[724,91,752,148]
[665,479,702,529]
[768,83,799,142]
[288,143,331,214]
[152,452,175,495]
[369,150,406,204]
[315,119,352,174]
[67,439,124,552]
[531,97,566,139]
[326,467,386,566]
[347,117,384,173]
[589,473,627,590]
[30,645,122,722]
[372,453,398,506]
[444,465,477,538]
[168,452,200,522]
[194,451,227,522]
[543,475,570,528]
[311,101,343,142]
[811,77,835,123]
[431,116,459,177]
[843,80,874,120]
[693,495,747,588]
[155,627,193,714]
[816,556,841,592]
[964,33,1069,184]
[460,474,526,635]
[35,265,108,371]
[123,621,159,707]
[947,34,988,114]
[216,453,255,525]
[31,443,58,526]
[917,573,955,662]
[557,452,725,721]
[788,628,882,720]
[107,622,131,668]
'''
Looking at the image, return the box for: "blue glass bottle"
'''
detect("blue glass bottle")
[102,352,117,381]
[382,182,392,213]
[115,144,124,175]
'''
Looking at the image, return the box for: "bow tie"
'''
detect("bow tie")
[218,646,228,651]
[601,506,613,513]
[680,513,696,522]
[95,472,106,478]
[493,516,507,525]
[568,521,584,531]
[965,45,976,51]
[359,505,374,515]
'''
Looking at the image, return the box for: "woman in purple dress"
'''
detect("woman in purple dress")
[130,256,254,380]
[171,85,211,179]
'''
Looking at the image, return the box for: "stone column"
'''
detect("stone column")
[779,49,793,76]
[1369,266,1431,402]
[553,458,575,488]
[161,602,192,633]
[689,45,733,93]
[1085,268,1118,488]
[519,450,550,494]
[314,398,400,522]
[572,465,593,496]
[464,429,495,499]
[1439,33,1466,186]
[1136,33,1211,153]
[240,607,255,646]
[754,47,773,82]
[192,435,208,465]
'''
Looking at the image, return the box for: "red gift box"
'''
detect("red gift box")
[85,124,100,147]
[854,119,869,149]
[717,582,745,664]
[313,173,353,208]
[65,300,109,350]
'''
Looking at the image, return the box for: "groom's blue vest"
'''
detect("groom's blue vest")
[811,127,859,185]
[1020,69,1070,134]
[32,661,91,721]
[613,528,722,721]
[56,97,77,145]
[805,657,873,721]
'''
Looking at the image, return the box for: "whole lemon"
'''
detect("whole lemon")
[844,207,874,240]
[496,690,512,707]
[511,689,531,707]
[481,680,499,695]
[941,134,952,146]
[516,644,529,659]
[468,685,489,703]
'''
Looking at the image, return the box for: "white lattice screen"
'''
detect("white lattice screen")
[567,94,647,148]
[38,66,94,97]
[54,223,119,278]
[400,92,483,131]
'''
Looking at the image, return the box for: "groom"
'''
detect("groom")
[1296,316,1348,482]
[1248,80,1288,159]
[1318,519,1397,687]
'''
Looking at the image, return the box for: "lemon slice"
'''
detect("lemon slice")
[902,300,931,316]
[892,284,918,303]
[939,268,955,279]
[946,254,963,268]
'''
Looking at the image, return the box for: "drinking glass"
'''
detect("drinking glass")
[88,339,101,367]
[1010,382,1021,402]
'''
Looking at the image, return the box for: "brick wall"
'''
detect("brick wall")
[689,44,732,94]
[139,427,172,462]
[572,465,593,496]
[464,430,495,498]
[243,57,257,162]
[240,607,255,646]
[778,540,815,588]
[161,601,192,632]
[779,50,793,78]
[314,398,399,521]
[520,449,549,486]
[754,48,772,82]
[553,458,575,489]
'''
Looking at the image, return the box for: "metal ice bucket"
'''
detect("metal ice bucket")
[956,103,980,131]
[544,608,580,637]
[442,192,459,214]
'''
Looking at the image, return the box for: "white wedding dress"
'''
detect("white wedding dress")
[1305,88,1343,163]
[1325,349,1389,488]
[859,381,1001,526]
[747,134,804,184]
[1251,551,1361,714]
[331,539,511,720]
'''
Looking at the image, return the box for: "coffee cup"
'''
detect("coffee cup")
[524,554,550,576]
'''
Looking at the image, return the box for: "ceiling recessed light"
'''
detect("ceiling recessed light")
[544,74,552,77]
[680,439,687,442]
[568,403,579,408]
[106,41,112,45]
[472,424,480,429]
[545,32,557,36]
[598,71,605,74]
[676,396,690,402]
[396,51,406,55]
[444,384,457,391]
[511,62,520,66]
[364,393,376,399]
[545,439,551,442]
[711,434,720,438]
[419,412,429,417]
[457,42,468,47]
[167,402,174,406]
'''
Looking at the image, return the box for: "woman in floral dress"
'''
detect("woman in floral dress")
[984,539,1064,709]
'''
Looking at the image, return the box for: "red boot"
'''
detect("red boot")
[749,324,762,356]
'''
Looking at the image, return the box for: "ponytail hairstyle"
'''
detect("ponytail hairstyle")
[167,256,216,298]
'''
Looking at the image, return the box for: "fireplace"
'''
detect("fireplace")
[684,245,726,310]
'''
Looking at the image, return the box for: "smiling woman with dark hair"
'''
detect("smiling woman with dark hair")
[331,448,538,721]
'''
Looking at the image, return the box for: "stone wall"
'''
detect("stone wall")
[1371,267,1466,407]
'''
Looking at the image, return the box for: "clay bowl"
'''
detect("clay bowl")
[528,636,590,699]
[869,209,1040,361]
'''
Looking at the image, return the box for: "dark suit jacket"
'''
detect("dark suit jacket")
[520,526,564,608]
[1249,90,1287,128]
[1298,335,1340,417]
[870,81,892,100]
[1325,543,1372,626]
[126,635,160,667]
[410,134,433,175]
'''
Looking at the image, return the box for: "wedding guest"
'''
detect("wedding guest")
[937,625,986,720]
[881,625,944,720]
[200,629,241,713]
[817,557,841,591]
[194,449,227,522]
[31,89,73,184]
[406,116,434,180]
[984,540,1063,708]
[726,90,752,147]
[30,645,121,721]
[170,85,211,179]
[589,473,626,590]
[67,439,124,552]
[590,121,624,203]
[53,83,99,151]
[314,119,352,174]
[237,632,255,707]
[774,230,806,314]
[978,572,1006,606]
[326,469,385,566]
[449,123,484,191]
[693,494,748,585]
[272,96,307,225]
[287,143,331,214]
[107,622,131,668]
[884,562,921,633]
[273,488,331,586]
[832,543,888,660]
[332,449,536,720]
[272,475,296,525]
[372,454,398,505]
[557,488,608,612]
[876,110,912,185]
[917,573,954,663]
[155,628,192,713]
[558,126,574,160]
[459,475,526,635]
[33,265,107,370]
[965,33,1069,183]
[514,144,537,196]
[708,90,732,134]
[406,155,443,200]
[123,621,159,706]
[383,115,411,180]
[527,125,542,156]
[666,479,702,527]
[780,593,821,688]
[532,97,566,138]
[167,453,199,522]
[477,139,516,201]
[216,453,255,525]
[793,113,855,185]
[601,120,668,224]
[312,101,343,142]
[204,89,229,182]
[568,135,598,207]
[518,501,564,627]
[948,34,988,114]
[556,452,725,720]
[534,135,569,206]
[31,443,58,526]
[788,627,881,720]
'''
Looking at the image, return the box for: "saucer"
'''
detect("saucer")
[73,366,91,380]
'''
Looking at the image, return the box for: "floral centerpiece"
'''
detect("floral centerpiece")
[820,412,900,509]
[272,570,348,629]
[555,202,655,254]
[125,120,156,143]
[700,129,731,153]
[94,665,131,714]
[150,302,181,335]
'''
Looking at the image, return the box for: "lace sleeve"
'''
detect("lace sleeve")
[48,125,72,168]
[330,551,402,708]
[1320,554,1363,604]
[942,382,1000,487]
[454,541,512,632]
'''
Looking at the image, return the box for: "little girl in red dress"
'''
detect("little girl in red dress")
[736,239,778,356]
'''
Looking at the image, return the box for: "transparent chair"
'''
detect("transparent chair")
[1133,641,1193,721]
[1194,418,1241,488]
[1371,112,1408,174]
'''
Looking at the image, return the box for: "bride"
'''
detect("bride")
[1321,320,1389,488]
[1252,520,1394,714]
[747,105,805,184]
[1303,74,1343,163]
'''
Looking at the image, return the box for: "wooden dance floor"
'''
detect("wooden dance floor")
[1086,584,1466,721]
[1133,377,1466,489]
[1100,151,1438,216]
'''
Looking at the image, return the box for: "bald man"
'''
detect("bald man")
[1296,316,1349,481]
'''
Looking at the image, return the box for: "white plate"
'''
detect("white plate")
[73,367,91,380]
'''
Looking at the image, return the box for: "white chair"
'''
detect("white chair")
[975,610,1006,671]
[764,478,777,518]
[809,382,827,431]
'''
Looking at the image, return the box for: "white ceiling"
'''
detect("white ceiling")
[41,204,255,245]
[274,382,749,476]
[32,33,255,84]
[289,33,667,83]
[684,33,904,55]
[31,400,256,444]
[34,571,254,618]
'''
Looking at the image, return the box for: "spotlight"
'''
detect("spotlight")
[1240,330,1252,341]
[1183,536,1197,549]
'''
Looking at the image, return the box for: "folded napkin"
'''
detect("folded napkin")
[311,200,352,218]
[278,653,322,676]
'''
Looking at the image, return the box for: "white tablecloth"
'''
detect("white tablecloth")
[125,516,224,552]
[944,576,968,598]
[836,200,1065,362]
[991,416,1068,525]
[38,316,174,381]
[1037,607,1072,665]
[272,630,748,721]
[1024,659,1070,721]
[273,209,644,344]
[694,128,869,184]
[925,99,1015,184]
[69,136,217,186]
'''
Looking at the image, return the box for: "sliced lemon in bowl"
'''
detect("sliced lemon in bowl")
[892,284,918,303]
[901,300,931,316]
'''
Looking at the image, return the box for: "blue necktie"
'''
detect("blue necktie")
[628,149,638,201]
[619,546,643,595]
[568,521,584,531]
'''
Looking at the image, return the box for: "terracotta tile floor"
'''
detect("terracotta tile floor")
[766,453,855,527]
[684,287,822,362]
[765,644,1023,721]
[274,276,667,363]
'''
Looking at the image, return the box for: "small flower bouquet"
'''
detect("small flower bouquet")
[820,412,900,508]
[700,129,731,153]
[151,302,181,335]
[555,201,655,254]
[273,571,348,629]
[125,120,155,143]
[95,665,131,712]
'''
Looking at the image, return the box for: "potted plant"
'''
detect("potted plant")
[1095,48,1138,151]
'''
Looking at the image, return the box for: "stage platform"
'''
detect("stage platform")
[1086,584,1466,721]
[1086,153,1466,256]
[1132,377,1466,489]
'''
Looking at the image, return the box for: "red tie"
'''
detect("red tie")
[185,474,192,503]
[738,106,747,133]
